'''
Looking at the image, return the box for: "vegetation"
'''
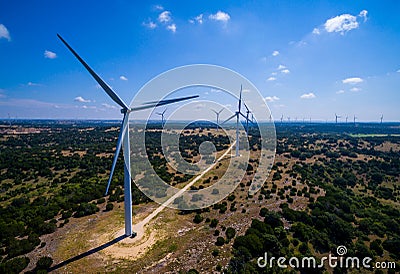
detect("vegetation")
[0,121,399,273]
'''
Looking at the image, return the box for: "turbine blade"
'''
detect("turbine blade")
[218,108,224,114]
[211,109,218,114]
[243,102,249,112]
[238,85,242,112]
[131,95,199,112]
[142,95,199,105]
[222,113,237,124]
[57,34,130,111]
[105,114,128,195]
[239,112,249,121]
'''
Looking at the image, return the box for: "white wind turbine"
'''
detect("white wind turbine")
[221,85,252,157]
[156,108,167,127]
[58,34,198,236]
[211,107,224,131]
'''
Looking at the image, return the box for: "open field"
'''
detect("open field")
[0,121,399,273]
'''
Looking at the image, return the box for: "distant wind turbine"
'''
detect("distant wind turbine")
[211,107,224,131]
[156,108,167,127]
[243,102,255,134]
[280,114,284,123]
[58,34,199,237]
[380,114,383,124]
[335,113,341,124]
[221,85,252,157]
[345,116,348,123]
[353,115,357,125]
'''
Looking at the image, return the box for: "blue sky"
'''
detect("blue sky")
[0,1,399,121]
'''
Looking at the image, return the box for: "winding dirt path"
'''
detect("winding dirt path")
[103,142,235,259]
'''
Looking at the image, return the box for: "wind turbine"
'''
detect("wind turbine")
[380,114,383,124]
[280,114,284,123]
[211,107,224,131]
[58,34,199,236]
[156,108,167,127]
[243,102,254,134]
[353,115,357,125]
[345,116,348,123]
[335,113,341,124]
[221,85,251,157]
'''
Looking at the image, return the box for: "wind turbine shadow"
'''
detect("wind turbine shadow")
[48,234,127,272]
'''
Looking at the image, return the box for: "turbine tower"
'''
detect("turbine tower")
[156,108,167,127]
[221,85,251,157]
[345,116,348,123]
[380,114,383,124]
[58,34,198,237]
[280,114,283,123]
[211,107,224,131]
[353,115,357,125]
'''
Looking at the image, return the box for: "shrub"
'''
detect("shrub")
[36,256,53,271]
[226,227,236,240]
[215,236,225,246]
[210,219,219,228]
[193,214,203,224]
[105,203,114,211]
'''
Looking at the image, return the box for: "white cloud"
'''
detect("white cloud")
[350,87,361,92]
[158,11,172,23]
[312,28,320,35]
[271,72,277,76]
[190,14,204,24]
[342,77,363,84]
[27,82,41,87]
[324,13,359,34]
[272,50,279,56]
[154,5,164,11]
[44,50,57,59]
[359,10,368,22]
[277,64,286,70]
[120,75,128,81]
[267,77,276,81]
[0,24,10,41]
[143,20,157,29]
[300,92,316,99]
[336,90,345,94]
[74,96,91,103]
[167,24,177,33]
[210,88,222,93]
[209,11,230,22]
[102,103,117,109]
[281,69,290,74]
[264,96,280,102]
[82,105,96,109]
